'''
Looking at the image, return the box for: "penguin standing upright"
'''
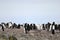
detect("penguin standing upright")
[52,25,55,34]
[2,25,4,31]
[51,22,55,34]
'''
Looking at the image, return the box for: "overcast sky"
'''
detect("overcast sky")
[0,0,60,24]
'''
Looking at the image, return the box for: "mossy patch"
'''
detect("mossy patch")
[0,35,8,40]
[9,36,17,40]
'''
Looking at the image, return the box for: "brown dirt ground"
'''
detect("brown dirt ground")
[0,28,60,40]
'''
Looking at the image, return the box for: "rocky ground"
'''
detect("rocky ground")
[0,28,60,40]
